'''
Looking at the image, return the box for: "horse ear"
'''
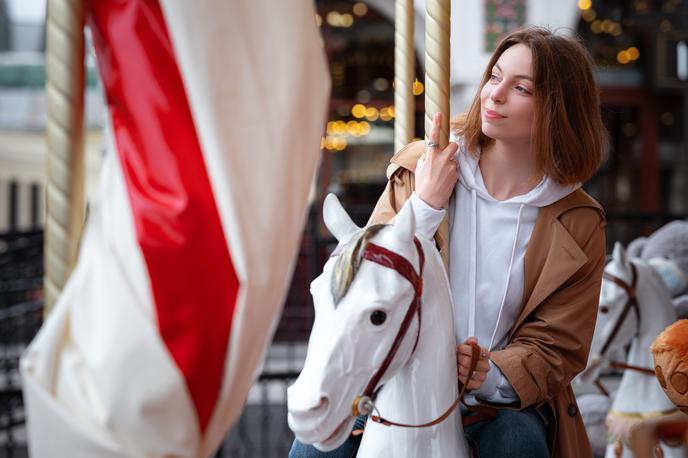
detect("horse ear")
[612,241,631,274]
[394,199,416,243]
[323,193,360,242]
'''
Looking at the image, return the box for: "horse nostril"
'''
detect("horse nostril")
[309,396,329,412]
[315,396,330,410]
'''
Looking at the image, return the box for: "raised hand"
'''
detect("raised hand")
[414,112,459,210]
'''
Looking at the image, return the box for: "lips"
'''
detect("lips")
[484,108,506,119]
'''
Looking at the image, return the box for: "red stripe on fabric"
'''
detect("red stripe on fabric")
[87,1,238,432]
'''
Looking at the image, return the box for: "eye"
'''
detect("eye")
[489,73,499,82]
[515,85,531,94]
[599,306,610,314]
[370,310,387,326]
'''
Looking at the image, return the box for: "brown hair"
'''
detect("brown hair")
[454,27,607,186]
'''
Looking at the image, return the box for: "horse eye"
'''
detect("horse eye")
[599,306,609,314]
[370,310,387,326]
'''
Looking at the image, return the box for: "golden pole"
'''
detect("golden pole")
[44,0,86,315]
[394,0,414,153]
[424,0,450,146]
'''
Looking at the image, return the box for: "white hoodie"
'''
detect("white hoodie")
[409,139,579,405]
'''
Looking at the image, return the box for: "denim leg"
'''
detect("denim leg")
[464,408,549,458]
[288,416,367,458]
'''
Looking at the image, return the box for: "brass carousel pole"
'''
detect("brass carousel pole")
[424,0,451,268]
[424,0,450,145]
[44,0,86,315]
[394,0,414,153]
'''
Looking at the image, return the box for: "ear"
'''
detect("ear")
[393,199,416,244]
[612,241,631,276]
[323,193,360,242]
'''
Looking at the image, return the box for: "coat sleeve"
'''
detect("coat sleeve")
[488,209,607,408]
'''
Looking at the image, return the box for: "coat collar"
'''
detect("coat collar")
[390,140,604,335]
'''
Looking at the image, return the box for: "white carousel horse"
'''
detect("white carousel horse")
[579,242,688,458]
[287,194,470,457]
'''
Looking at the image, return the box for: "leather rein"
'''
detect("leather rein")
[593,263,655,396]
[349,238,480,429]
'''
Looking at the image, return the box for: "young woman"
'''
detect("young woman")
[291,27,607,458]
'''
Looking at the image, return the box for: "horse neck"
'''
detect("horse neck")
[612,265,677,413]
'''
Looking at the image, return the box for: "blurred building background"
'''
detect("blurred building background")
[0,0,687,456]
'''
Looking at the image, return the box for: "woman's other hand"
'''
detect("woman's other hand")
[415,112,459,209]
[457,337,491,391]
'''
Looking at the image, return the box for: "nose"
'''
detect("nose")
[490,81,506,104]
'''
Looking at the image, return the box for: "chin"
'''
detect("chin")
[480,123,499,140]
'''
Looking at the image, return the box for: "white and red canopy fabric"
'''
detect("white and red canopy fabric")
[20,1,330,456]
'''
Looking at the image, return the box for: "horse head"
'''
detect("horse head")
[287,194,423,451]
[580,241,675,384]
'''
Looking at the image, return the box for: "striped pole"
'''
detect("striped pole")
[44,0,86,314]
[394,0,414,153]
[424,0,450,146]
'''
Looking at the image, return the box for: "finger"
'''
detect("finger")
[416,153,426,167]
[458,345,477,357]
[472,371,487,382]
[442,140,459,159]
[429,112,442,150]
[476,360,491,373]
[458,354,474,366]
[464,336,479,346]
[461,363,487,379]
[468,380,482,391]
[459,363,487,379]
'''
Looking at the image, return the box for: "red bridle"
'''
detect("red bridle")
[357,238,424,406]
[593,263,655,396]
[599,264,640,359]
[347,238,479,429]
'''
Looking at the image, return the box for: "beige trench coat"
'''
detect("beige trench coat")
[368,141,606,458]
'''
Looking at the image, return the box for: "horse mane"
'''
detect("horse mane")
[331,224,386,305]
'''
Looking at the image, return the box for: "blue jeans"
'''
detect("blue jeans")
[464,407,549,457]
[288,408,549,457]
[289,416,367,458]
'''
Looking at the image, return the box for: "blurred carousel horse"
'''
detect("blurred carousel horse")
[577,242,688,458]
[628,221,688,319]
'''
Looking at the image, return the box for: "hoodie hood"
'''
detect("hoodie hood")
[457,144,580,208]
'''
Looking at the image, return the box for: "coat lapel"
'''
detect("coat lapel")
[510,206,588,337]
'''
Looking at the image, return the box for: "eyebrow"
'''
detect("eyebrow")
[494,63,533,81]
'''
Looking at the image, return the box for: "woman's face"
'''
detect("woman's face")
[480,43,535,144]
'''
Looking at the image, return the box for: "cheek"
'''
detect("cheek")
[513,100,535,128]
[480,85,490,107]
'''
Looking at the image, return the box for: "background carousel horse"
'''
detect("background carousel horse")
[287,194,471,457]
[628,221,688,319]
[577,242,688,458]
